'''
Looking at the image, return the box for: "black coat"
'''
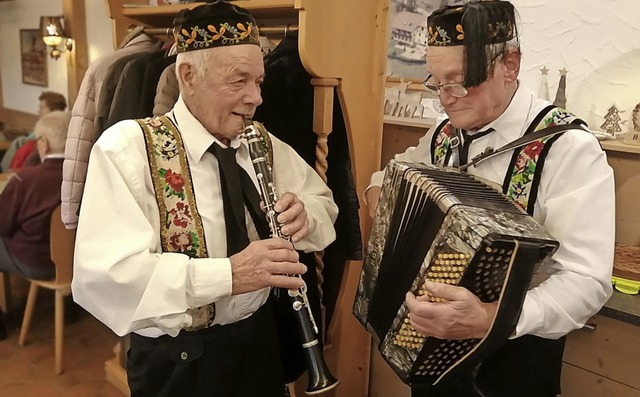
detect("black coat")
[253,33,363,328]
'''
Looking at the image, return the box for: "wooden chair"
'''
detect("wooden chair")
[0,271,11,313]
[18,205,75,374]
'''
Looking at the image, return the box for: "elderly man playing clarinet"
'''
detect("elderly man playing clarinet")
[72,1,338,396]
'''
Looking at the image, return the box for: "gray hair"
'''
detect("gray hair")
[175,49,216,90]
[34,110,71,153]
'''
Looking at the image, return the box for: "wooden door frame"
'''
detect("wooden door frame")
[63,0,88,108]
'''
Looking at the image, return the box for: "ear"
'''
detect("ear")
[502,49,521,83]
[177,62,196,95]
[39,137,50,154]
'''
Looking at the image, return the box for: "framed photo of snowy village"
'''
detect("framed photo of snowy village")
[387,0,466,81]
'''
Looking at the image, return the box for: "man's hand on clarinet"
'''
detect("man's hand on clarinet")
[365,186,382,218]
[274,192,309,243]
[230,238,306,295]
[405,281,498,340]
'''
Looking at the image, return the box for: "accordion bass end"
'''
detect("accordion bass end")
[353,161,559,388]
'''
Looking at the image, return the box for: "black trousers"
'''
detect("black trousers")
[127,302,285,397]
[411,335,566,397]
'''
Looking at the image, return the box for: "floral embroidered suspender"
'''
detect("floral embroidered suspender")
[431,106,584,214]
[502,106,583,214]
[137,116,213,331]
[431,121,456,166]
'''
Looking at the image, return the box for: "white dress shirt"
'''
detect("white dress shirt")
[72,96,338,338]
[368,85,615,339]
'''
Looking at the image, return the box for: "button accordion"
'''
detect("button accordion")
[353,160,559,388]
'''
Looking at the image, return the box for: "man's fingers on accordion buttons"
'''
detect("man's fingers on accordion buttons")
[415,294,430,302]
[406,293,427,313]
[424,280,468,301]
[406,292,439,319]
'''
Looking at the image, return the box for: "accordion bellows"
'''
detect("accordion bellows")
[354,161,559,388]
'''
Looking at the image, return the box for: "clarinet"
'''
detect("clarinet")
[242,117,339,395]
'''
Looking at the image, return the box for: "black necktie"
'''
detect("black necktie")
[459,128,495,165]
[208,143,270,256]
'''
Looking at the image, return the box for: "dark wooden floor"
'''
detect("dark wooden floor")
[0,276,123,397]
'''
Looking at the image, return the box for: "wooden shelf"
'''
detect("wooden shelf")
[383,115,435,129]
[121,0,297,25]
[601,139,640,155]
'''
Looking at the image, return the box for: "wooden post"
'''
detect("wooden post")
[63,0,89,108]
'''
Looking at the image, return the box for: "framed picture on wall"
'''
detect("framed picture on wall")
[19,29,48,87]
[387,0,466,81]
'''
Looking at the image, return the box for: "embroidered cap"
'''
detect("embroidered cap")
[427,1,518,87]
[174,0,260,53]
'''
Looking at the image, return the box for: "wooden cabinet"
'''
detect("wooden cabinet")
[600,140,640,246]
[562,315,640,397]
[381,116,434,167]
[103,1,390,396]
[559,140,640,396]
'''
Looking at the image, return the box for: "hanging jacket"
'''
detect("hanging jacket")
[61,31,155,229]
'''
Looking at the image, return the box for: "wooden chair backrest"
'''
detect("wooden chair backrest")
[49,205,75,285]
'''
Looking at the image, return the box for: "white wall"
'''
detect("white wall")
[0,0,113,114]
[86,0,115,64]
[511,0,640,131]
[0,0,66,114]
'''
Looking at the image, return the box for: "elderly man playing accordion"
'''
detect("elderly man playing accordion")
[365,2,614,396]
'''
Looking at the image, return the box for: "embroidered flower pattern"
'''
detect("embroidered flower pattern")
[456,24,464,41]
[433,124,454,165]
[429,19,514,46]
[207,24,227,41]
[169,202,192,228]
[169,230,200,257]
[428,26,452,46]
[148,121,179,160]
[236,22,253,40]
[177,21,259,52]
[506,109,577,211]
[141,116,206,260]
[160,168,185,199]
[507,139,546,210]
[140,116,217,330]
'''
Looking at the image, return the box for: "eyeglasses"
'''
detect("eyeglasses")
[421,75,469,98]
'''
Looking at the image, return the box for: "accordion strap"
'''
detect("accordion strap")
[458,123,589,171]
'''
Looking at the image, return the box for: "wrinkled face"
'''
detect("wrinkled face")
[183,45,264,141]
[427,46,519,130]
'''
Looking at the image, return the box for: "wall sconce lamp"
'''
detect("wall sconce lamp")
[39,16,73,60]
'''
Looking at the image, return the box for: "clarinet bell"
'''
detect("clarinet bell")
[305,346,339,395]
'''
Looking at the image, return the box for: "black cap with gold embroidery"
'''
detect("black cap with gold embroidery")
[427,1,518,87]
[174,0,260,53]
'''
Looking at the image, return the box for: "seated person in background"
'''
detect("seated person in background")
[1,91,67,172]
[0,110,70,339]
[0,110,71,281]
